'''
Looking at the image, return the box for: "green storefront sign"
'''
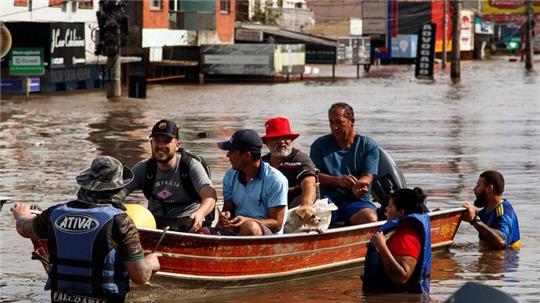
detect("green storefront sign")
[9,47,45,76]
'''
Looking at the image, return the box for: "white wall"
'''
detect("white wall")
[1,0,100,64]
[0,0,98,23]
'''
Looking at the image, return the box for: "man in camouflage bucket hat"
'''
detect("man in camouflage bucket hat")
[76,156,134,192]
[11,155,161,303]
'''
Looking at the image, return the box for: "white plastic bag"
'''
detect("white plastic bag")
[313,198,338,231]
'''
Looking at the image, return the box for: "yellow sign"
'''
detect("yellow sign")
[483,0,540,14]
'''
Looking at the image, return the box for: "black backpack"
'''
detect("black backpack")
[143,148,212,217]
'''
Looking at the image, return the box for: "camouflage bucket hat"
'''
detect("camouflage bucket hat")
[76,156,134,191]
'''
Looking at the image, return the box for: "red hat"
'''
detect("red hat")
[261,117,299,141]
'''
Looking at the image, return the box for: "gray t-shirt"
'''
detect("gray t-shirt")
[125,154,213,219]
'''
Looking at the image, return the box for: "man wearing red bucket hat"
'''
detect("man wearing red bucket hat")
[261,117,318,208]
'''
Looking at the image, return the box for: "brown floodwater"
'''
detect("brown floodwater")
[1,60,539,302]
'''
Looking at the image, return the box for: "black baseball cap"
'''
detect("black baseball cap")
[150,119,179,139]
[217,129,262,153]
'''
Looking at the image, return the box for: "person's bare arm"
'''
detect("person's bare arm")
[229,206,286,234]
[217,200,235,229]
[255,206,286,233]
[319,173,357,189]
[462,203,505,249]
[299,176,317,207]
[352,173,374,198]
[123,253,161,284]
[11,203,39,240]
[471,220,506,249]
[189,185,217,232]
[371,231,417,285]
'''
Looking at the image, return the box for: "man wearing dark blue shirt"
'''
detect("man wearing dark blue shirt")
[310,103,379,225]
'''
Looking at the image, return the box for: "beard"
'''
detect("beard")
[271,144,293,158]
[152,150,175,163]
[474,190,488,208]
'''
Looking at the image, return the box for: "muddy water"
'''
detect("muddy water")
[1,60,539,302]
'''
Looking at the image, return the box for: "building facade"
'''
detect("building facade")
[1,0,102,92]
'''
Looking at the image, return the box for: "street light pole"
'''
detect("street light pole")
[442,0,447,69]
[525,0,534,71]
[451,0,462,83]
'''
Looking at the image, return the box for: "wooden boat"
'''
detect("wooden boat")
[135,207,465,286]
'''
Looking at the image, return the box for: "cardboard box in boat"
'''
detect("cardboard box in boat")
[201,44,305,76]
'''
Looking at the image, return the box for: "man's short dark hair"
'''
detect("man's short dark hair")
[480,170,505,194]
[240,149,261,161]
[329,102,355,120]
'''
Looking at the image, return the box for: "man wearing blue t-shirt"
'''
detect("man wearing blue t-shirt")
[464,170,521,250]
[217,129,288,236]
[310,103,379,225]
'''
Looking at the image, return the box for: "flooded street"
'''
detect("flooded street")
[1,60,539,302]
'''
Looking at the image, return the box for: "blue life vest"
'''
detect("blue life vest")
[47,201,129,302]
[362,213,431,293]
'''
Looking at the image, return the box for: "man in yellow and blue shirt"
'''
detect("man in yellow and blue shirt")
[463,170,521,250]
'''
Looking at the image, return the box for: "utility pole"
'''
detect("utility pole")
[442,0,447,69]
[525,0,534,71]
[451,0,461,83]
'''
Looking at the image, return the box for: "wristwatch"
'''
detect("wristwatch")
[470,215,481,225]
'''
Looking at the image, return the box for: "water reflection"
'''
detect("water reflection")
[87,108,147,167]
[1,60,540,302]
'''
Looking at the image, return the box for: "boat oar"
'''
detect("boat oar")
[143,226,169,289]
[152,226,170,253]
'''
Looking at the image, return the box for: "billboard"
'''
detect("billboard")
[483,0,540,23]
[391,35,417,58]
[50,23,85,68]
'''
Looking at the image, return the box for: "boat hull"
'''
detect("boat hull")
[138,207,465,286]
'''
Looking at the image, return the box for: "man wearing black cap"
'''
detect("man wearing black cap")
[11,156,160,303]
[217,129,288,236]
[124,119,217,232]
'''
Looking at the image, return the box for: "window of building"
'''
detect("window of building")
[78,0,94,9]
[14,0,28,6]
[49,0,65,7]
[220,0,230,14]
[150,0,163,10]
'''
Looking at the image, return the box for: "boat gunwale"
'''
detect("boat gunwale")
[138,207,466,241]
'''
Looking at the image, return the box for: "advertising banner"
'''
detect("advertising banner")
[415,23,436,79]
[483,0,540,23]
[9,47,45,76]
[50,22,85,68]
[483,0,540,14]
[391,35,417,58]
[460,10,474,52]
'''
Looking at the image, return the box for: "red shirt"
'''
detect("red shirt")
[386,221,422,260]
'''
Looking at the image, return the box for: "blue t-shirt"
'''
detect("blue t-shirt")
[223,161,288,229]
[310,134,379,202]
[478,199,521,249]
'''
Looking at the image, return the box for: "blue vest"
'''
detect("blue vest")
[362,213,431,293]
[47,202,129,301]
